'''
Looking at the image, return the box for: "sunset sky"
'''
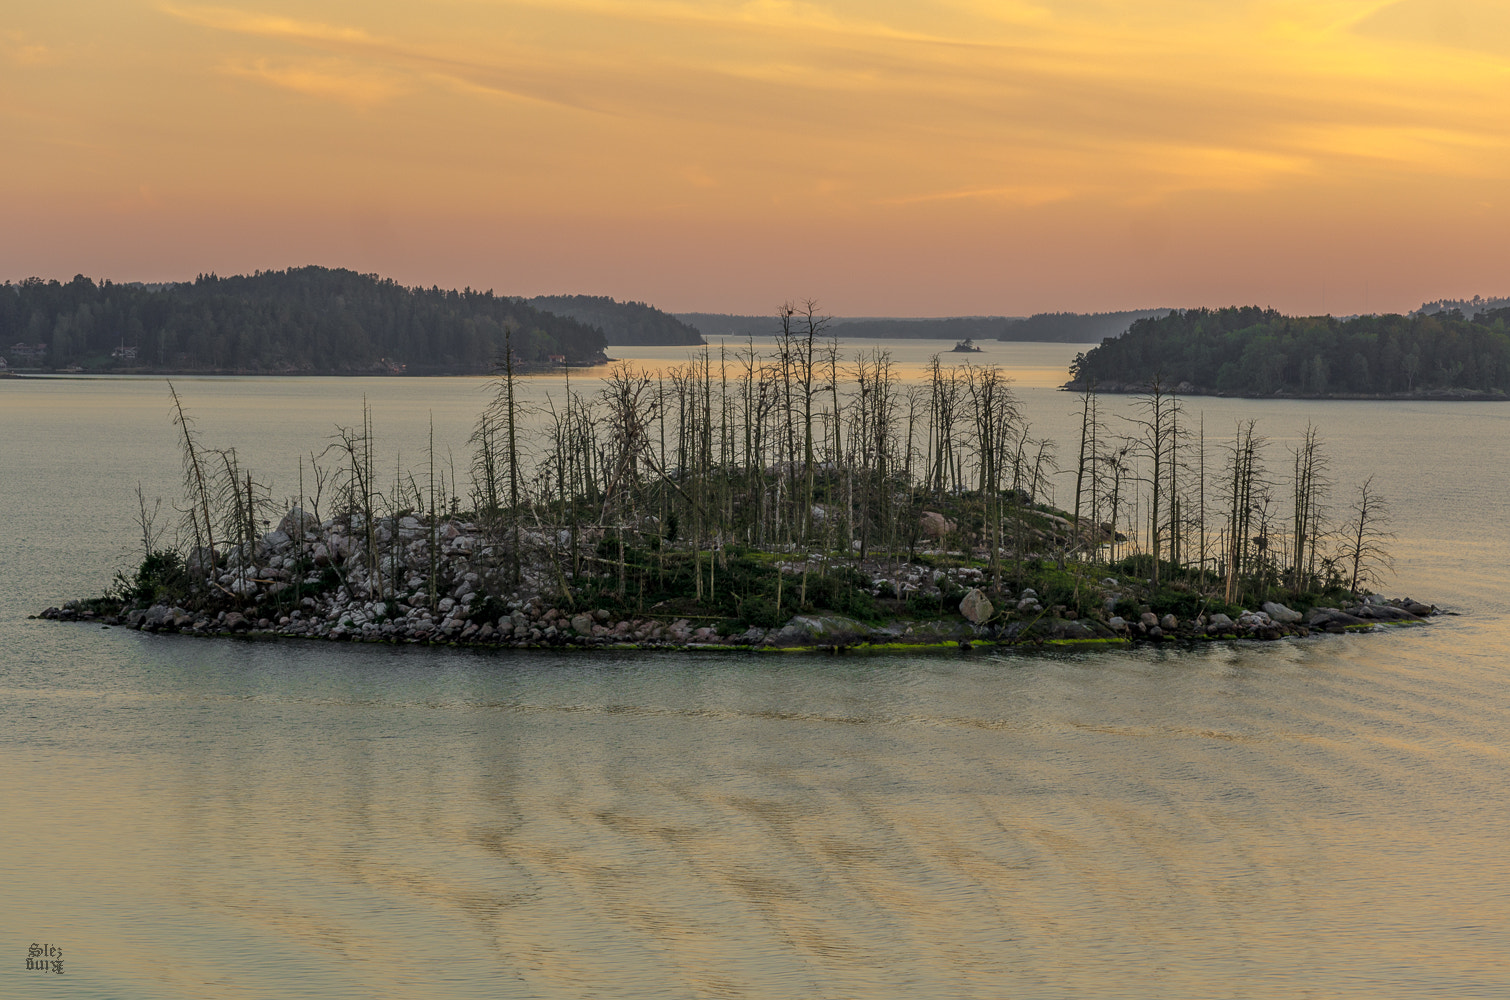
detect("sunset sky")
[4,1,1508,315]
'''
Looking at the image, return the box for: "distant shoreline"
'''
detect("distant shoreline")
[1062,380,1509,402]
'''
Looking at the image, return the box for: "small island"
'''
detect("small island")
[38,343,1440,651]
[1066,306,1510,399]
[951,338,984,353]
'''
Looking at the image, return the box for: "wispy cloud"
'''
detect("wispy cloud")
[1,29,55,66]
[158,4,383,47]
[221,57,408,107]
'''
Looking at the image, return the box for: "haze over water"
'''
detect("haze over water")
[3,339,1508,998]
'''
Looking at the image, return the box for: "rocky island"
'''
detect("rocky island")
[39,503,1439,649]
[36,345,1442,652]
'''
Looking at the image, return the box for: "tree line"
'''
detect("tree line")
[528,295,705,346]
[1,266,608,372]
[1069,306,1510,396]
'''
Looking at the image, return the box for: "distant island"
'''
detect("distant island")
[1065,306,1510,399]
[528,294,704,346]
[676,310,1169,343]
[0,266,610,374]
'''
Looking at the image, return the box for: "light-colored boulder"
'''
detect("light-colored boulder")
[570,613,595,634]
[959,588,993,624]
[918,511,956,540]
[1262,601,1302,624]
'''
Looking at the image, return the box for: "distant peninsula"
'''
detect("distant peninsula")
[529,295,704,346]
[1065,306,1510,399]
[0,266,610,375]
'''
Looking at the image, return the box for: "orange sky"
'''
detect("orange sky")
[4,1,1508,315]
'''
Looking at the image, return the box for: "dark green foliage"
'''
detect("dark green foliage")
[467,594,509,626]
[1148,588,1208,620]
[1069,307,1510,395]
[528,295,704,346]
[1032,579,1089,619]
[1003,309,1171,343]
[908,591,942,614]
[736,595,783,628]
[1113,554,1193,583]
[800,567,881,621]
[1,268,608,372]
[570,541,882,626]
[113,550,188,607]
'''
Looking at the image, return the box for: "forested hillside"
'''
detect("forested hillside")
[1002,309,1169,342]
[528,295,704,346]
[1,267,608,373]
[1068,306,1510,397]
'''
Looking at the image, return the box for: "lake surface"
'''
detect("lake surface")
[3,340,1508,998]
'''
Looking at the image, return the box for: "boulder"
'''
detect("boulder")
[1058,620,1096,639]
[1262,601,1303,624]
[918,511,956,540]
[1140,612,1159,628]
[959,588,994,624]
[1160,614,1178,631]
[260,530,291,552]
[277,507,318,538]
[1207,612,1235,630]
[570,613,595,635]
[1349,603,1419,621]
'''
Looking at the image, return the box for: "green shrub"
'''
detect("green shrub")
[467,594,509,625]
[909,591,942,614]
[113,550,189,607]
[737,595,784,628]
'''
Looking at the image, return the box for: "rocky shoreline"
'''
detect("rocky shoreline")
[36,592,1440,652]
[34,506,1443,652]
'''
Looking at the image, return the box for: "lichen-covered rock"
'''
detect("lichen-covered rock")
[959,588,993,624]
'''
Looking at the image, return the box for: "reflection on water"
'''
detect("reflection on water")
[2,346,1509,997]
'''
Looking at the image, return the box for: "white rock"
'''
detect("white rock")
[959,588,994,624]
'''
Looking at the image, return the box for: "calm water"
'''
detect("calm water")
[3,341,1508,998]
